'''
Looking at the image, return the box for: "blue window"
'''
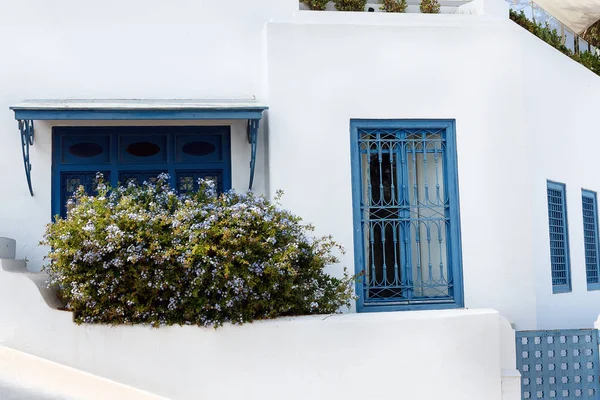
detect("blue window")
[582,189,600,291]
[350,120,463,312]
[547,181,571,294]
[52,126,231,218]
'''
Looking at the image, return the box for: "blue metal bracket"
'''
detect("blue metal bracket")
[247,119,259,190]
[18,120,35,196]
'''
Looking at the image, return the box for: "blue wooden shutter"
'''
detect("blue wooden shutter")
[582,189,600,290]
[547,181,571,293]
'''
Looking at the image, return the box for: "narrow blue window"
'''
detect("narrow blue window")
[547,181,571,293]
[350,119,463,312]
[582,189,600,290]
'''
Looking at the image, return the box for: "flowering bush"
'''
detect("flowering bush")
[42,174,355,327]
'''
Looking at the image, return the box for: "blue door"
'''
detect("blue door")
[52,126,231,218]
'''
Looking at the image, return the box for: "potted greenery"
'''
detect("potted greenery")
[301,0,330,10]
[420,0,441,13]
[381,0,408,13]
[333,0,367,11]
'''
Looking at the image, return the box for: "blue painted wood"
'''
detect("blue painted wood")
[52,126,232,218]
[247,119,259,190]
[350,119,463,312]
[547,181,572,294]
[13,102,265,195]
[18,120,34,196]
[13,109,265,121]
[516,329,600,399]
[175,134,223,163]
[60,134,110,165]
[582,189,600,291]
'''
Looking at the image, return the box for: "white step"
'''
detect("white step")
[0,258,27,272]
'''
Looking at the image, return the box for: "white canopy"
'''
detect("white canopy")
[534,0,600,34]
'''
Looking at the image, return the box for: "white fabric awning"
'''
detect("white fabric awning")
[534,0,600,34]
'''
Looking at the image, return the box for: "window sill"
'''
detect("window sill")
[552,285,572,294]
[358,301,463,313]
[587,283,600,291]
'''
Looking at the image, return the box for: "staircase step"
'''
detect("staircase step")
[0,238,16,259]
[0,259,27,272]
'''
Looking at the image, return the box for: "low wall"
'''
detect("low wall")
[0,346,164,400]
[0,261,519,399]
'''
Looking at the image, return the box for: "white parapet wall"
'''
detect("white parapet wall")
[0,260,519,400]
[0,346,165,400]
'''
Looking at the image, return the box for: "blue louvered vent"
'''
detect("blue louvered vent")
[582,190,600,290]
[547,181,571,293]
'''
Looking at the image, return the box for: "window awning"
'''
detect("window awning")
[534,0,600,34]
[9,99,268,196]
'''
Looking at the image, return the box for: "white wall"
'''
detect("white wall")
[266,12,538,329]
[0,0,297,271]
[265,7,600,330]
[1,0,599,332]
[0,263,518,400]
[518,26,600,329]
[0,345,164,400]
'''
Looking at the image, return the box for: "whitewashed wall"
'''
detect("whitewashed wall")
[0,0,298,272]
[0,0,598,334]
[266,11,540,329]
[0,345,163,400]
[0,263,519,400]
[520,28,600,329]
[265,7,600,330]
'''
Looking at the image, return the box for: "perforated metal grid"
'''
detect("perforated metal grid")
[516,330,600,399]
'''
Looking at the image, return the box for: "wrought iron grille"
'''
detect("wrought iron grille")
[60,171,110,217]
[547,182,571,292]
[357,127,454,304]
[516,329,600,399]
[177,171,223,194]
[582,191,600,288]
[119,171,167,187]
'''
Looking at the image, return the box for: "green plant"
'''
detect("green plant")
[333,0,366,12]
[574,51,600,75]
[420,0,440,14]
[301,0,330,10]
[582,20,600,49]
[41,174,355,327]
[381,0,407,13]
[509,9,600,77]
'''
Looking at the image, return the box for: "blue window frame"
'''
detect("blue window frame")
[582,189,600,291]
[350,119,463,312]
[546,181,571,294]
[52,126,231,218]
